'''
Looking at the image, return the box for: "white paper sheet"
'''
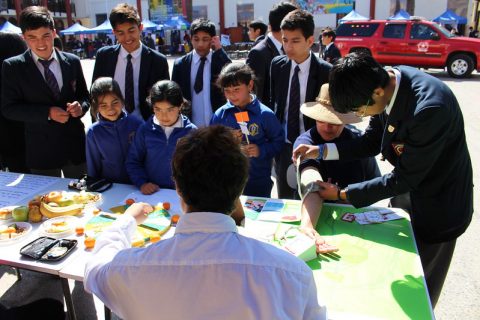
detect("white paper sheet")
[121,189,183,216]
[0,173,60,207]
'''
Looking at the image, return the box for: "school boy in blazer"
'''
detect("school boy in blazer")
[92,3,169,121]
[320,28,341,64]
[294,53,473,308]
[270,10,331,199]
[172,18,231,127]
[1,6,89,177]
[246,2,297,107]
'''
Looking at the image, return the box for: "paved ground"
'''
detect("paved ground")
[0,57,478,319]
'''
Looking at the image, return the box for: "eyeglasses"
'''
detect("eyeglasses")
[355,99,370,117]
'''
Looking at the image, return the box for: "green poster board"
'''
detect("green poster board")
[310,203,433,319]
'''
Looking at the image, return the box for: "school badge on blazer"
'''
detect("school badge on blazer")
[248,123,259,136]
[392,142,405,156]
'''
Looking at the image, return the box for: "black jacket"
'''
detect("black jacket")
[92,44,169,120]
[246,36,281,108]
[1,50,89,169]
[171,49,231,113]
[270,54,331,134]
[338,66,473,243]
[321,43,341,64]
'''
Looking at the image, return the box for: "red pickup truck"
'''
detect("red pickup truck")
[335,18,480,78]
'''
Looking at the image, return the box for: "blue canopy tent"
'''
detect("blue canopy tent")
[0,21,22,34]
[165,16,191,30]
[142,19,159,31]
[84,20,113,34]
[59,22,90,35]
[388,9,411,20]
[338,10,369,24]
[433,9,467,25]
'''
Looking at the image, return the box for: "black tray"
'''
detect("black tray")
[20,237,77,261]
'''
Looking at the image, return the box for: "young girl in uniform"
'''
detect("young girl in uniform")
[126,80,197,194]
[86,77,143,184]
[211,63,284,197]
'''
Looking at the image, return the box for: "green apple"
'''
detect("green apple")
[12,206,29,222]
[57,199,74,207]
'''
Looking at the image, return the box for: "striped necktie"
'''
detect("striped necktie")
[38,58,60,100]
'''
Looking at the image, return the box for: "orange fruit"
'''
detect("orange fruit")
[125,198,135,206]
[75,226,84,236]
[162,202,171,210]
[171,214,180,224]
[150,234,161,243]
[92,208,101,215]
[84,237,95,249]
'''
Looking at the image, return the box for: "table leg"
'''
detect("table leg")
[104,305,111,320]
[61,278,77,320]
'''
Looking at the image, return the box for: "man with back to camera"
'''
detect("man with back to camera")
[246,2,297,107]
[293,53,473,307]
[85,125,327,319]
[92,3,169,121]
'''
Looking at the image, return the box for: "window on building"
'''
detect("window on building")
[192,5,207,20]
[237,3,253,26]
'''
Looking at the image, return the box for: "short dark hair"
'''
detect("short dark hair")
[147,80,185,109]
[190,18,216,37]
[269,2,297,32]
[109,3,141,29]
[90,77,124,117]
[172,126,249,214]
[19,6,54,33]
[217,62,255,89]
[329,53,390,114]
[0,32,27,64]
[281,9,314,39]
[249,19,267,36]
[322,28,336,41]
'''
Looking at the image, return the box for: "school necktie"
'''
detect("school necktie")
[125,54,134,113]
[194,57,207,94]
[287,65,300,144]
[38,58,60,100]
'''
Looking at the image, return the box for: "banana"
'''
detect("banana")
[39,202,84,219]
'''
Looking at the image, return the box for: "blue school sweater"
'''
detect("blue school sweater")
[86,111,143,184]
[210,96,284,197]
[126,115,196,189]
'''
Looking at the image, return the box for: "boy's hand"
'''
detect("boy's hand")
[125,202,154,225]
[140,183,159,195]
[49,107,70,123]
[66,101,83,118]
[244,144,260,158]
[211,36,222,51]
[292,144,320,163]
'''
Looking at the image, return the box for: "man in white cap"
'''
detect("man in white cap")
[294,84,380,253]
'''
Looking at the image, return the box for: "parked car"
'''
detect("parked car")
[335,18,480,78]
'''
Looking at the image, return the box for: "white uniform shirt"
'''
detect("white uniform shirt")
[32,49,63,91]
[190,50,213,127]
[284,53,312,143]
[85,212,327,320]
[114,44,143,120]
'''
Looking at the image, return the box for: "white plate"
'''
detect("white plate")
[0,222,32,245]
[40,216,79,238]
[0,206,19,224]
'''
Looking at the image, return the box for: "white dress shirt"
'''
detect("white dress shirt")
[190,50,213,128]
[284,53,312,143]
[267,32,283,54]
[31,49,63,91]
[85,212,327,320]
[324,68,402,160]
[114,44,143,120]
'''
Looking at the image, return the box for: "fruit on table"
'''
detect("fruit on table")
[84,237,95,249]
[28,205,43,223]
[162,202,171,210]
[126,198,135,206]
[75,226,84,235]
[57,199,74,207]
[12,206,29,222]
[39,202,84,219]
[171,215,180,225]
[132,239,145,247]
[46,191,62,203]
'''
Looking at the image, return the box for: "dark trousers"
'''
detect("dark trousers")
[416,236,456,308]
[274,143,296,200]
[30,162,86,179]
